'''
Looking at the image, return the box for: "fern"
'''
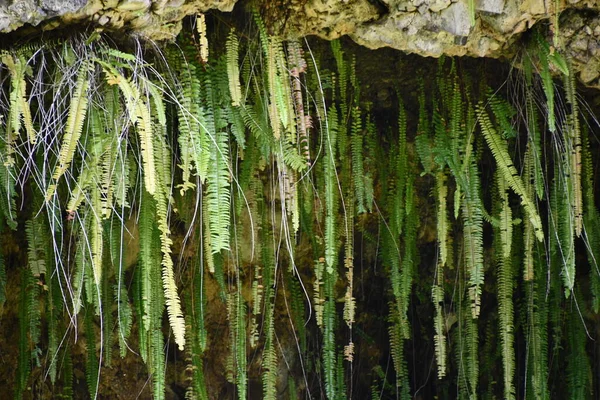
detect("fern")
[226,29,243,107]
[562,60,583,237]
[566,298,592,399]
[26,218,47,277]
[495,172,515,400]
[523,59,545,200]
[535,32,556,132]
[154,131,186,350]
[288,40,310,165]
[16,268,38,400]
[206,129,231,254]
[47,60,91,199]
[554,159,576,296]
[523,149,536,281]
[324,105,339,271]
[110,222,133,359]
[262,297,277,400]
[2,54,36,154]
[150,327,166,400]
[351,106,366,214]
[462,159,485,318]
[267,38,282,140]
[98,61,157,195]
[0,155,17,229]
[84,307,99,398]
[323,263,339,400]
[527,251,549,400]
[477,102,544,242]
[582,127,600,312]
[433,171,449,378]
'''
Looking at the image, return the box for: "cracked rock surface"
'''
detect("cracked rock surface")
[0,0,599,87]
[0,0,236,40]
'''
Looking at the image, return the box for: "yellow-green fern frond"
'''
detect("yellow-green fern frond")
[226,30,242,107]
[47,61,91,198]
[3,54,36,150]
[563,60,582,237]
[437,171,449,267]
[99,62,156,195]
[478,102,543,242]
[90,186,103,285]
[154,131,186,350]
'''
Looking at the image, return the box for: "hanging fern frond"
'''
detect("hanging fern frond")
[153,131,186,351]
[563,59,583,237]
[98,61,157,195]
[226,29,242,107]
[47,60,91,199]
[535,32,556,132]
[3,54,36,152]
[463,162,484,318]
[262,296,277,400]
[324,104,339,271]
[351,106,366,214]
[477,102,544,242]
[495,171,515,400]
[206,128,231,254]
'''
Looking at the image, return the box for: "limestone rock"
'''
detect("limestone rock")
[0,0,598,88]
[0,0,236,40]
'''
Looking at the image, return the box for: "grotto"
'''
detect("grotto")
[0,0,599,399]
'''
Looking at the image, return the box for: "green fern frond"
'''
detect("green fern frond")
[495,171,515,400]
[463,165,484,318]
[84,309,99,398]
[262,300,277,400]
[534,32,556,132]
[206,129,231,254]
[324,104,339,271]
[566,299,592,399]
[26,219,46,277]
[226,29,242,107]
[477,102,544,242]
[47,60,91,199]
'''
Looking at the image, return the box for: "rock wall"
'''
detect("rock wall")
[1,0,599,87]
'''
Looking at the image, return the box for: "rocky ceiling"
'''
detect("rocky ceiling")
[1,0,599,87]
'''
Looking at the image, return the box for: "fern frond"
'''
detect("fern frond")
[226,30,242,107]
[84,308,99,398]
[477,102,543,242]
[206,129,231,254]
[153,132,186,350]
[496,171,515,400]
[535,32,556,132]
[262,297,277,400]
[563,60,583,237]
[351,106,366,214]
[26,219,46,277]
[99,61,157,195]
[463,165,484,318]
[3,54,36,150]
[437,171,449,267]
[47,60,91,198]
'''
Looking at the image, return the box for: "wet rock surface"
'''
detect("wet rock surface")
[0,0,599,87]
